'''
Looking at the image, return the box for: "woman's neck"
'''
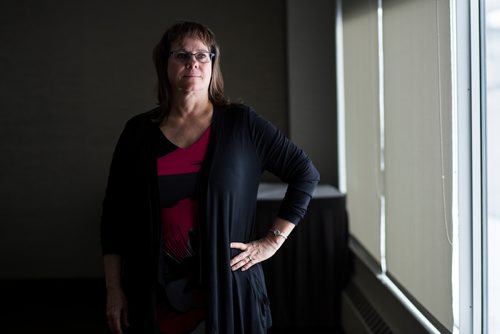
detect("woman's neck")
[169,91,211,119]
[159,92,214,148]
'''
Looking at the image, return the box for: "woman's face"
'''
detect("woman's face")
[167,37,213,95]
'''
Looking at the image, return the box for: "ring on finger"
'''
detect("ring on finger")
[247,256,254,262]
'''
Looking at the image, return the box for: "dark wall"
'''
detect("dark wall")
[0,0,287,278]
[287,0,338,186]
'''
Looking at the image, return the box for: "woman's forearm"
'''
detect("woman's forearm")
[267,217,296,247]
[104,254,123,291]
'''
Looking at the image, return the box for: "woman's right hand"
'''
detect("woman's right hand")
[106,287,130,334]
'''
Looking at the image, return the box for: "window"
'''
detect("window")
[337,0,496,332]
[485,1,500,332]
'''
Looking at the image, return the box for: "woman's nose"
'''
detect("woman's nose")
[185,58,198,68]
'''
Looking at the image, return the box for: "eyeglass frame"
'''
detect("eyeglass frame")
[169,50,215,63]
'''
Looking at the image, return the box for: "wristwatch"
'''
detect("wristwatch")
[269,228,288,240]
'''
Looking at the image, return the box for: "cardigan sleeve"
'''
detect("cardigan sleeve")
[247,108,320,224]
[100,118,140,255]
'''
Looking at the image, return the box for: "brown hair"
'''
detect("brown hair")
[153,21,229,119]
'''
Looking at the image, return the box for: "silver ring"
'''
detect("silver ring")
[247,256,254,262]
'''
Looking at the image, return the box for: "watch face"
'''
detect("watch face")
[269,229,286,239]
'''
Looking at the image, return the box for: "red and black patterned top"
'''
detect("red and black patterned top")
[156,126,211,334]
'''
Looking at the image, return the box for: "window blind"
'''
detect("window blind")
[341,0,453,330]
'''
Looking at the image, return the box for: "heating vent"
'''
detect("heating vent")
[345,283,393,334]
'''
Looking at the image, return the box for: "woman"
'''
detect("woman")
[101,21,319,334]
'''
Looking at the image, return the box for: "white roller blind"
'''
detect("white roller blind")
[343,0,382,262]
[383,0,453,329]
[341,0,454,330]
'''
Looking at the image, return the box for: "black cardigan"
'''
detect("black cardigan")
[101,104,319,333]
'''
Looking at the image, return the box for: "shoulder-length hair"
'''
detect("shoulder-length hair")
[152,21,229,120]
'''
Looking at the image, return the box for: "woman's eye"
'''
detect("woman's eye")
[195,53,207,60]
[176,52,190,60]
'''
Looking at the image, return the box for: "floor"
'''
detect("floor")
[0,279,344,333]
[1,279,108,334]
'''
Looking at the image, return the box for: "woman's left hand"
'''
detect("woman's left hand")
[230,235,284,271]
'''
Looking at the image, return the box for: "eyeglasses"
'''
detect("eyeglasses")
[169,50,215,63]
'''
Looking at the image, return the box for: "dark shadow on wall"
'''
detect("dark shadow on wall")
[0,0,288,280]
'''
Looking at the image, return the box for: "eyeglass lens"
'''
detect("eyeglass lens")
[171,51,213,63]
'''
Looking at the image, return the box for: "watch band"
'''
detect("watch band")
[269,228,288,240]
